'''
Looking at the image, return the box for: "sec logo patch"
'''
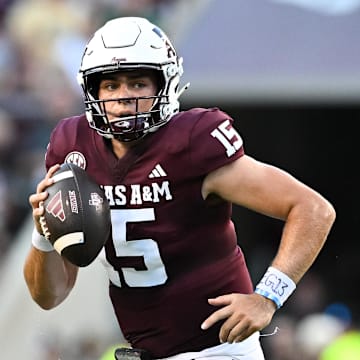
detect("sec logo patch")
[65,151,86,169]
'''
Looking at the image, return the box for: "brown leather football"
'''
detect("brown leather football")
[40,163,111,267]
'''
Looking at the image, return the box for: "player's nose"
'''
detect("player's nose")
[116,85,133,104]
[117,97,132,105]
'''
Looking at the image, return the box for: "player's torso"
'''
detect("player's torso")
[45,108,254,357]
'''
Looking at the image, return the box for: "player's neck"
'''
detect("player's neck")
[111,139,130,159]
[111,138,143,159]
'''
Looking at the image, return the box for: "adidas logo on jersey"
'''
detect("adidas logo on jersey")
[148,164,167,178]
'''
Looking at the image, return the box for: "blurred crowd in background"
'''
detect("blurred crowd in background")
[0,0,175,259]
[0,1,359,359]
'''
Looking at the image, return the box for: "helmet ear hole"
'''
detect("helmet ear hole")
[87,74,103,99]
[152,70,165,94]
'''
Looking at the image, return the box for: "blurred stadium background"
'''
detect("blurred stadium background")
[0,0,359,359]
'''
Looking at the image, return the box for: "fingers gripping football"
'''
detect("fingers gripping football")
[29,164,60,233]
[40,163,111,267]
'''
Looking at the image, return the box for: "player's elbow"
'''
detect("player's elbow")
[34,298,57,311]
[24,274,68,310]
[30,290,65,310]
[319,197,336,225]
[310,194,336,230]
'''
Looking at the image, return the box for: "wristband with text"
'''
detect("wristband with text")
[255,266,296,309]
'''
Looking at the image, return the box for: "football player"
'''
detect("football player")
[24,17,336,360]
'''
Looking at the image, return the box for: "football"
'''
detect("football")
[40,163,111,267]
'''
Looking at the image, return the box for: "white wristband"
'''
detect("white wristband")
[255,266,296,309]
[31,227,55,252]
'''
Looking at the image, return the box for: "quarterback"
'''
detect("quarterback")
[24,17,336,360]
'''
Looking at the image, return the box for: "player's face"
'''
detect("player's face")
[98,70,158,120]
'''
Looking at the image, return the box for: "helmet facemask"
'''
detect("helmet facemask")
[83,70,169,142]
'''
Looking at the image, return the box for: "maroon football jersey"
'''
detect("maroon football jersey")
[45,107,254,358]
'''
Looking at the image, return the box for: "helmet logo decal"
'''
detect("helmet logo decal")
[152,27,176,58]
[152,26,164,38]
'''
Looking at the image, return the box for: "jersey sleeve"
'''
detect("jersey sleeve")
[45,124,65,171]
[44,116,84,171]
[188,108,245,174]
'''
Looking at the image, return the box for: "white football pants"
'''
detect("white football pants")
[157,332,265,360]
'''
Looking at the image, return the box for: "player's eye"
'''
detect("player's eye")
[105,82,118,91]
[99,80,118,91]
[132,81,147,89]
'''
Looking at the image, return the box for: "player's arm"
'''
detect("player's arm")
[201,154,336,342]
[24,247,78,309]
[24,164,79,310]
[203,154,335,283]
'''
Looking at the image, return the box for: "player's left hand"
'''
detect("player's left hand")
[201,293,277,343]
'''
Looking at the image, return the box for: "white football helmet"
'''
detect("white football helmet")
[77,17,189,142]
